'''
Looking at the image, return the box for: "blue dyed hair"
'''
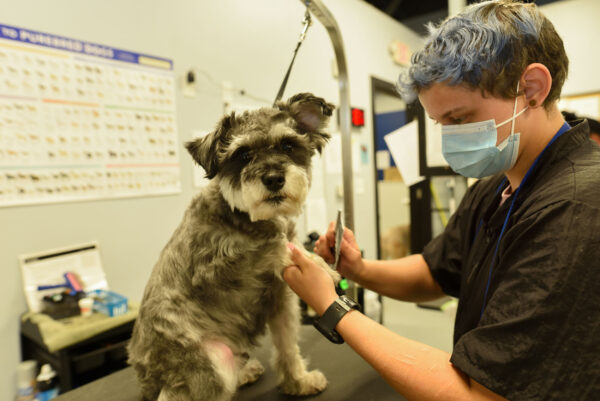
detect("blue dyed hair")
[397,0,568,109]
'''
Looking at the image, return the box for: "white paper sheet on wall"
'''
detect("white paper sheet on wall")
[0,23,181,208]
[384,120,424,186]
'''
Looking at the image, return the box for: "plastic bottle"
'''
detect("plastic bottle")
[34,364,59,401]
[16,360,37,401]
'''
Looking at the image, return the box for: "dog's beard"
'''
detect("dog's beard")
[220,165,309,222]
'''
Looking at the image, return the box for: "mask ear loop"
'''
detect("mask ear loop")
[495,82,528,130]
[510,81,521,136]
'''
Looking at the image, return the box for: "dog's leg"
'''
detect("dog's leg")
[282,241,341,284]
[268,288,328,396]
[156,369,235,401]
[153,341,239,401]
[237,357,265,387]
[304,250,342,283]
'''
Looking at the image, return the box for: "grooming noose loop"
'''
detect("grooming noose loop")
[272,1,312,106]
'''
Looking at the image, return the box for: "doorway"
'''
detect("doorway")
[370,77,414,260]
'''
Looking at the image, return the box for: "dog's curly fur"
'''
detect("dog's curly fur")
[127,93,340,401]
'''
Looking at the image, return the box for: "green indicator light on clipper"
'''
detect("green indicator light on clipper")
[339,279,349,291]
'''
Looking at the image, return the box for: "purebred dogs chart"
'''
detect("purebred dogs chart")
[0,23,180,208]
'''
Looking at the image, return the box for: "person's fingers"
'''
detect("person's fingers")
[340,237,360,259]
[314,237,334,263]
[318,251,334,264]
[287,243,312,269]
[342,227,358,247]
[328,220,335,232]
[325,221,336,246]
[282,264,301,283]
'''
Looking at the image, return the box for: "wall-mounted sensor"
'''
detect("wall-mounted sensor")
[183,69,196,98]
[186,70,195,84]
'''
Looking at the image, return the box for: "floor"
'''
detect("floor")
[381,296,456,353]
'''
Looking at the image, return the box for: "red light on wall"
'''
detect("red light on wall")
[351,108,365,127]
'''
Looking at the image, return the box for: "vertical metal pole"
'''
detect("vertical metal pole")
[301,0,354,232]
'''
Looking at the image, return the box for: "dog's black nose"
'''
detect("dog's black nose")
[262,173,285,192]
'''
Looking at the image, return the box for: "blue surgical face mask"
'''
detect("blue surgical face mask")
[441,83,528,178]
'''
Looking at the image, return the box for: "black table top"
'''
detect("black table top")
[55,325,405,401]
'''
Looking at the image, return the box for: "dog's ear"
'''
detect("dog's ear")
[278,93,334,153]
[185,114,235,179]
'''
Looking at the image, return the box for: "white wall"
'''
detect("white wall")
[540,0,600,96]
[0,0,423,398]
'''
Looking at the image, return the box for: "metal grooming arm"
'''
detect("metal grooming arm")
[300,0,354,231]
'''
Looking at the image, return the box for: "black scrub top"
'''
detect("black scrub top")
[422,121,600,401]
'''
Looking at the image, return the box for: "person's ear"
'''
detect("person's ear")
[520,63,552,108]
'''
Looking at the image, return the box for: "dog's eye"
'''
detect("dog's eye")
[281,141,294,153]
[240,150,252,161]
[235,147,252,163]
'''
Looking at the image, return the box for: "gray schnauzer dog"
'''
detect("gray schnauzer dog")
[127,93,341,401]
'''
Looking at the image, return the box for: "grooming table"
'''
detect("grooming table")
[55,325,406,401]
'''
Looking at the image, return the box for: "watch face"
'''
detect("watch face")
[336,297,352,312]
[338,295,360,312]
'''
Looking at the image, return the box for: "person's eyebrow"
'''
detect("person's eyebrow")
[440,106,467,120]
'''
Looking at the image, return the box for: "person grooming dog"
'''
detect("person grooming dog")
[283,1,600,400]
[128,93,339,401]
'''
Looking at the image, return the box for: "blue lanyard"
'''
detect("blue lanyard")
[479,122,570,319]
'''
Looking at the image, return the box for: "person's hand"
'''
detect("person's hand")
[283,243,339,316]
[313,222,365,281]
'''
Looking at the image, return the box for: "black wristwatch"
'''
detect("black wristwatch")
[313,295,360,344]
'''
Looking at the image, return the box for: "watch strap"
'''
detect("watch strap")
[313,295,360,344]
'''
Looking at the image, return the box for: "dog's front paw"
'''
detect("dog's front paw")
[279,369,328,396]
[238,358,264,387]
[309,253,341,284]
[328,268,341,284]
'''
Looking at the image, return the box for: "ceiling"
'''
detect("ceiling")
[363,0,565,36]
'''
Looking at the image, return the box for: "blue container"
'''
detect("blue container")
[88,289,128,317]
